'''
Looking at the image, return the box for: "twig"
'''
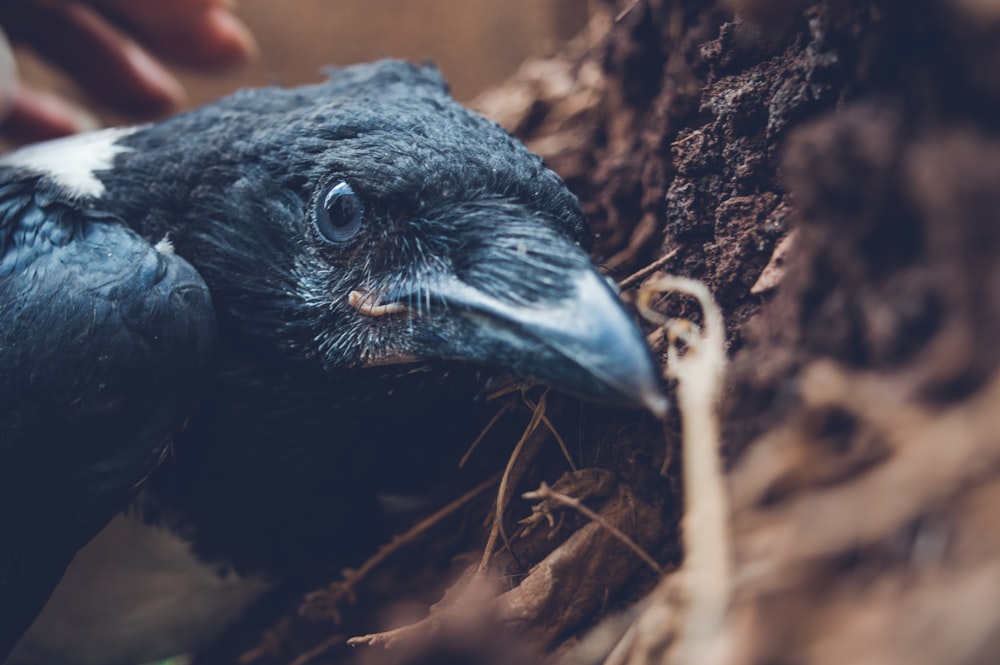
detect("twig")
[617,247,681,291]
[522,393,577,471]
[348,571,497,649]
[478,391,550,574]
[523,482,663,574]
[486,380,534,402]
[238,619,293,664]
[300,474,500,622]
[460,400,515,468]
[615,0,642,22]
[287,634,345,665]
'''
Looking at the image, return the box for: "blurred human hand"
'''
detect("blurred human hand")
[0,0,256,142]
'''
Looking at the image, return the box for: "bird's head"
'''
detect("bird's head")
[100,61,667,415]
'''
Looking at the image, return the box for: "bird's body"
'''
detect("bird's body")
[0,61,665,664]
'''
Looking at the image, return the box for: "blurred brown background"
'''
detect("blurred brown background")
[200,0,588,101]
[15,0,590,125]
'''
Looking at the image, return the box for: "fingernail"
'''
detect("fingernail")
[0,27,18,120]
[5,87,101,140]
[123,41,188,109]
[68,105,101,132]
[205,7,258,62]
[26,89,99,133]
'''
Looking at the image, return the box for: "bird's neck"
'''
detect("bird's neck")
[143,354,496,578]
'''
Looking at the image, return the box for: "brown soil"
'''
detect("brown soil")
[492,1,1000,663]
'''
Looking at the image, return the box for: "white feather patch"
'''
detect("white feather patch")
[0,126,142,198]
[9,513,272,665]
[154,235,175,256]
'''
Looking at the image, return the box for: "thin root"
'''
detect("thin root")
[637,275,730,664]
[478,390,551,574]
[460,400,516,468]
[522,481,663,574]
[617,247,681,291]
[301,475,500,623]
[287,634,346,665]
[523,393,577,471]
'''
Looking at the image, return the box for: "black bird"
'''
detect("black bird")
[0,61,666,664]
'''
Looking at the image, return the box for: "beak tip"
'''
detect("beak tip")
[644,392,670,419]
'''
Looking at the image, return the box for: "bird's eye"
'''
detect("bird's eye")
[314,180,364,244]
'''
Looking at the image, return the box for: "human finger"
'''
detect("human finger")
[0,0,186,115]
[0,85,99,142]
[91,0,256,67]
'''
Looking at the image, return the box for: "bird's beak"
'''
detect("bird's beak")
[354,239,669,416]
[425,269,668,416]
